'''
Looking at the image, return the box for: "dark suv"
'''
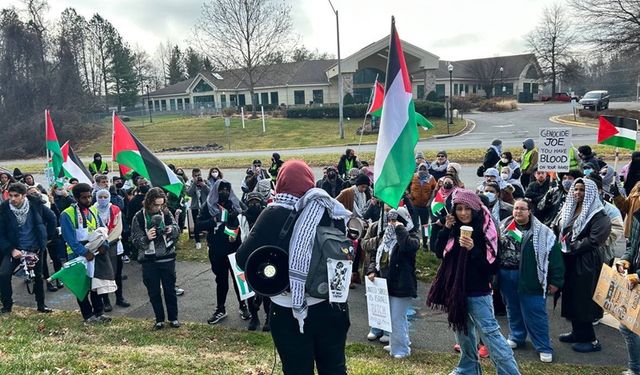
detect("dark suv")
[579,90,609,110]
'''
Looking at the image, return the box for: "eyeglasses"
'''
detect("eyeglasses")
[437,155,446,157]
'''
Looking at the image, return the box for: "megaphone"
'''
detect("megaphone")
[245,245,289,296]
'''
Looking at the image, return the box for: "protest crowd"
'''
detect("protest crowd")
[3,134,640,375]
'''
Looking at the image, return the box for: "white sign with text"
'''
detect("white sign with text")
[538,127,572,172]
[365,277,393,333]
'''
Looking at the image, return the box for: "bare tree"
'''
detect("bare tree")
[570,0,640,53]
[526,3,577,94]
[193,0,297,117]
[467,58,505,98]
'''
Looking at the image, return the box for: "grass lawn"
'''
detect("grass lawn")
[78,115,466,156]
[0,307,623,374]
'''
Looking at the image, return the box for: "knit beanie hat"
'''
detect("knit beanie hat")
[453,189,483,211]
[415,151,425,159]
[275,160,315,198]
[491,139,502,147]
[448,162,462,175]
[355,174,371,186]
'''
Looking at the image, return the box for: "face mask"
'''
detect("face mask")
[562,179,573,191]
[443,182,454,190]
[245,204,262,219]
[115,182,124,189]
[500,173,510,180]
[483,191,497,203]
[501,158,508,164]
[584,169,593,176]
[139,185,150,194]
[418,171,429,179]
[97,197,110,208]
[523,145,527,150]
[328,172,337,179]
[55,190,64,196]
[218,191,230,201]
[212,172,219,178]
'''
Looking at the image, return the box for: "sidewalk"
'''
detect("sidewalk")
[11,258,626,367]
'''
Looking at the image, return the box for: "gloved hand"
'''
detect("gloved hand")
[610,181,620,197]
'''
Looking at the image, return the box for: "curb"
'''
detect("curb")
[432,118,475,139]
[549,115,597,129]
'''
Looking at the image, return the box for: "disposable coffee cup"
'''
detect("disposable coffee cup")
[460,226,473,238]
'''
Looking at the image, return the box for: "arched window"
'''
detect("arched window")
[193,79,214,93]
[353,68,385,85]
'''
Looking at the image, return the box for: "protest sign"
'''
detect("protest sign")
[327,258,352,303]
[228,253,255,301]
[538,127,572,172]
[365,277,392,333]
[593,264,640,335]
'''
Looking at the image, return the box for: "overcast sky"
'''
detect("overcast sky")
[4,0,559,61]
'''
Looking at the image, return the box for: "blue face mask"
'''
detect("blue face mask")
[562,179,573,191]
[97,197,110,208]
[584,169,593,176]
[483,191,497,203]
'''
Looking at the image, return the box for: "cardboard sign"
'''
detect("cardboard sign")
[327,258,352,303]
[228,253,255,301]
[365,277,393,333]
[538,127,572,172]
[593,264,640,335]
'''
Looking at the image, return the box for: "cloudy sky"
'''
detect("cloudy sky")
[4,0,558,61]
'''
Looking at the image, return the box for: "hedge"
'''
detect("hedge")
[285,101,445,119]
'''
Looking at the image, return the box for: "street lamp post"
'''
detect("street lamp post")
[500,66,504,101]
[448,63,453,133]
[328,0,344,139]
[146,84,153,123]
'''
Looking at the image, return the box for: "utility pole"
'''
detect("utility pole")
[328,0,344,139]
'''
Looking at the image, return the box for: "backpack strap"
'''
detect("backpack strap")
[278,209,298,247]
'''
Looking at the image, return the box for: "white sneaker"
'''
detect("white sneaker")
[383,345,390,352]
[367,332,379,340]
[507,339,519,349]
[195,242,202,250]
[379,335,390,343]
[539,352,553,363]
[393,354,408,359]
[622,370,640,375]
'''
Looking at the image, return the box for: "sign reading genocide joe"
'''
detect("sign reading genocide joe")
[538,127,572,172]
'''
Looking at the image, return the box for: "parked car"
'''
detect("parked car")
[541,92,579,102]
[579,90,610,110]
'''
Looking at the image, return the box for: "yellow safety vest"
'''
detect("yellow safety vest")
[62,205,99,255]
[521,149,535,171]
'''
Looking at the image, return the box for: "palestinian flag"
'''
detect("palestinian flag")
[48,258,91,301]
[112,113,183,197]
[60,141,92,184]
[367,81,384,117]
[224,226,239,239]
[505,220,523,243]
[221,208,228,222]
[373,18,420,208]
[597,115,638,151]
[45,110,64,178]
[431,190,446,215]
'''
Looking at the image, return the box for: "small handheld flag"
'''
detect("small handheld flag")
[597,115,638,151]
[431,190,446,216]
[505,220,523,243]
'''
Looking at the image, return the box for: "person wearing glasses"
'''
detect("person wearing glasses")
[429,150,449,181]
[557,178,610,353]
[498,198,564,363]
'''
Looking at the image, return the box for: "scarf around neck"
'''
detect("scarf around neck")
[430,160,449,173]
[10,198,30,227]
[560,178,603,241]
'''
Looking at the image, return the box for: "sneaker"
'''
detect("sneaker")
[478,345,489,358]
[367,331,381,341]
[84,316,99,324]
[37,305,53,313]
[196,242,202,250]
[116,299,131,308]
[95,315,112,323]
[175,287,185,296]
[393,354,409,359]
[572,340,602,353]
[379,335,390,343]
[262,322,270,332]
[104,301,113,313]
[448,371,459,375]
[239,304,252,320]
[592,318,602,326]
[622,370,640,375]
[539,352,553,363]
[154,322,164,330]
[559,332,578,343]
[507,339,520,349]
[383,345,390,352]
[122,255,130,263]
[207,310,227,325]
[248,316,260,331]
[170,320,181,328]
[453,343,460,352]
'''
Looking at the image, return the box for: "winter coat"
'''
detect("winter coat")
[0,196,57,256]
[321,177,344,198]
[409,174,437,208]
[560,210,610,323]
[337,155,361,178]
[613,183,640,238]
[623,209,640,276]
[130,209,180,263]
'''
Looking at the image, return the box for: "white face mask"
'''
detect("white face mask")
[212,172,219,178]
[501,158,509,164]
[501,173,510,180]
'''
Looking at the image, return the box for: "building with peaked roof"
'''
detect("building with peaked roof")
[147,36,542,112]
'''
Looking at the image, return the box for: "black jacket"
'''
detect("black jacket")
[367,225,420,298]
[321,177,344,198]
[525,178,550,218]
[0,196,57,256]
[561,210,610,323]
[337,155,361,178]
[482,148,501,171]
[196,201,243,248]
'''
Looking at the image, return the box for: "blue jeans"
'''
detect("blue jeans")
[620,324,640,373]
[389,296,412,357]
[454,294,521,375]
[499,269,552,354]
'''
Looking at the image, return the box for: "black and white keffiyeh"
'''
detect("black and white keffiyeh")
[560,178,604,241]
[289,188,351,333]
[10,197,30,227]
[530,215,556,296]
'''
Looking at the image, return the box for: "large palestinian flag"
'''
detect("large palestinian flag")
[112,113,183,197]
[597,115,638,151]
[60,141,93,184]
[366,80,434,130]
[45,110,64,178]
[373,18,420,208]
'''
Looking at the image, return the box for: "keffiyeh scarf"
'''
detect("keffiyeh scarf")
[560,178,604,241]
[10,198,30,227]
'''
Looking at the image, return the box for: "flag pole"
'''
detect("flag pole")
[111,111,116,177]
[357,74,379,154]
[613,147,620,172]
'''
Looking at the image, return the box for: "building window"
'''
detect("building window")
[184,98,190,109]
[238,94,246,106]
[147,100,153,110]
[503,83,514,95]
[170,99,176,110]
[161,100,167,110]
[435,84,445,98]
[193,79,214,93]
[177,98,183,110]
[463,84,469,95]
[454,84,459,96]
[523,83,531,94]
[230,94,237,106]
[353,88,371,104]
[312,89,324,104]
[417,85,425,99]
[294,90,305,105]
[532,83,539,93]
[260,92,269,105]
[270,92,279,105]
[194,95,215,107]
[472,85,477,94]
[220,94,226,107]
[353,68,386,85]
[154,100,160,111]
